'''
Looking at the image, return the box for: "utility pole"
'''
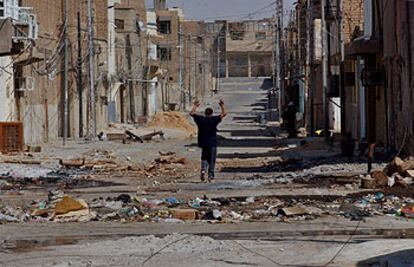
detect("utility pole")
[87,0,96,138]
[216,34,220,92]
[337,0,346,139]
[63,0,69,145]
[321,0,329,141]
[125,34,135,122]
[307,0,315,135]
[189,33,193,104]
[193,37,197,101]
[275,0,283,121]
[77,11,83,138]
[179,25,185,110]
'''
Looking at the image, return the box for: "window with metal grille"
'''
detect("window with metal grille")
[158,20,171,34]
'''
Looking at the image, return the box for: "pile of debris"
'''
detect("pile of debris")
[147,112,196,136]
[58,150,191,178]
[362,157,414,189]
[144,151,189,178]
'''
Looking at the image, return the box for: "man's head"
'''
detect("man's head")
[205,108,213,117]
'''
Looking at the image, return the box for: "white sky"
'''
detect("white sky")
[145,0,296,22]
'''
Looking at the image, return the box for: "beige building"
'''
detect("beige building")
[225,19,274,78]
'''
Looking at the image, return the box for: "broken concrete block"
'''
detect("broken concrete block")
[155,156,187,165]
[54,209,96,223]
[54,196,88,215]
[371,170,388,187]
[406,170,414,178]
[397,160,414,176]
[170,209,198,221]
[384,157,404,176]
[361,176,376,189]
[278,206,308,216]
[59,158,85,168]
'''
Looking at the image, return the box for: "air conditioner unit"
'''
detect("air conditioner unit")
[15,77,34,91]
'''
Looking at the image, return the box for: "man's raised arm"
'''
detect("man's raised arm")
[190,100,201,116]
[219,99,227,119]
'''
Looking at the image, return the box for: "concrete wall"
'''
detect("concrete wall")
[0,56,16,122]
[383,0,414,154]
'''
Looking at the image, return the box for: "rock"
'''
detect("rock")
[371,170,388,187]
[54,196,88,215]
[361,176,376,189]
[59,158,85,168]
[170,209,198,221]
[278,206,308,216]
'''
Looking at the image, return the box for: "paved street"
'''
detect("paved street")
[1,78,413,266]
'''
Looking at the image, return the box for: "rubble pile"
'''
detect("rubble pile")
[361,157,414,189]
[58,149,192,179]
[148,112,197,136]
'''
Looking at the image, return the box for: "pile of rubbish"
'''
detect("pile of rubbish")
[0,192,320,224]
[3,189,414,224]
[361,156,414,189]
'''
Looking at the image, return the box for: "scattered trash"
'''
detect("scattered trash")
[170,209,198,221]
[0,213,19,223]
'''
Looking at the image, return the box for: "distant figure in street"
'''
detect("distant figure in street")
[190,99,227,182]
[284,101,297,138]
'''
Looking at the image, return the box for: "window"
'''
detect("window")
[158,20,171,34]
[198,63,202,74]
[158,46,171,61]
[255,32,266,41]
[230,31,244,40]
[115,19,125,30]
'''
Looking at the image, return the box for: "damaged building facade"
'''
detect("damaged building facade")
[287,0,414,156]
[206,19,274,81]
[0,0,214,147]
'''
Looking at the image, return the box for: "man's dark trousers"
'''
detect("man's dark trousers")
[201,146,217,179]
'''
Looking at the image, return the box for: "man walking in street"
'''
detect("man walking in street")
[190,99,227,182]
